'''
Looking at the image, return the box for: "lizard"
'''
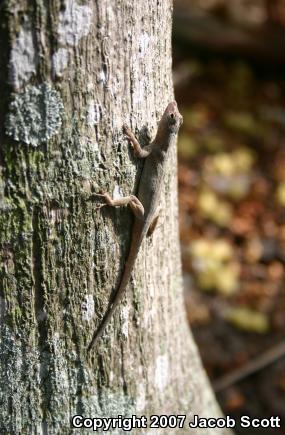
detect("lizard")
[87,101,183,351]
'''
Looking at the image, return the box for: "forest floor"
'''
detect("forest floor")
[176,58,285,434]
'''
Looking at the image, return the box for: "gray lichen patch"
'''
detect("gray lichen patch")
[52,48,69,77]
[86,100,102,126]
[9,26,37,90]
[86,390,135,419]
[81,294,95,322]
[0,326,42,433]
[6,83,64,146]
[58,0,93,47]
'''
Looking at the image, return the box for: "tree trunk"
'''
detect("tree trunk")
[0,1,231,434]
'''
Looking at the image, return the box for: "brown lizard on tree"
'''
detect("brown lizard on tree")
[88,101,183,351]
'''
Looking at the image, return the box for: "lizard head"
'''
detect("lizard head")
[161,101,183,134]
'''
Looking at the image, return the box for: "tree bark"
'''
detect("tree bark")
[0,1,231,434]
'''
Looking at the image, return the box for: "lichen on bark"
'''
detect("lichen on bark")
[6,83,64,146]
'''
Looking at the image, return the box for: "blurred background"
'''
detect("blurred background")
[173,1,285,433]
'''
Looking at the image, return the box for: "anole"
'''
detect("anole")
[88,101,183,351]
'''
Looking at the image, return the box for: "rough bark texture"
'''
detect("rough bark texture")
[0,1,231,434]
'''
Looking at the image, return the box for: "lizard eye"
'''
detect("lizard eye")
[170,113,174,118]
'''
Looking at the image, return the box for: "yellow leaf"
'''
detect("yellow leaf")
[225,307,270,333]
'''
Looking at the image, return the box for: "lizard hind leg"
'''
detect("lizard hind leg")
[147,211,160,237]
[96,193,144,219]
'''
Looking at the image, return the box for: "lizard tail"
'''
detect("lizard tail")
[87,221,145,351]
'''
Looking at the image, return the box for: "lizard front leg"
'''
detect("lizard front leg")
[123,124,153,158]
[147,208,161,237]
[96,193,144,219]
